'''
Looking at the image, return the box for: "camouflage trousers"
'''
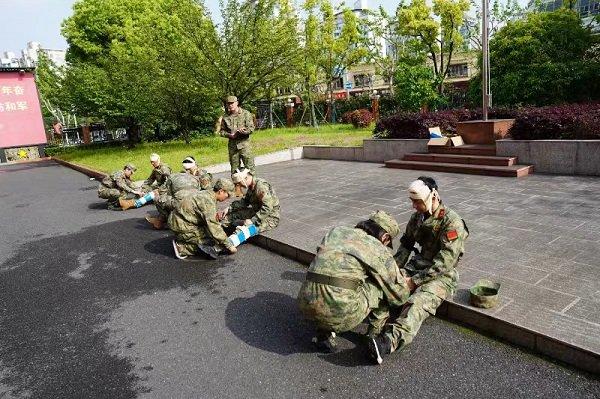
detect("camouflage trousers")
[174,230,221,257]
[228,140,255,175]
[97,186,135,206]
[298,279,391,334]
[222,208,279,233]
[154,197,172,221]
[382,269,458,352]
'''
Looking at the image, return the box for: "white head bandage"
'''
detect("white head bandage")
[150,153,160,162]
[182,156,196,170]
[408,179,437,214]
[231,168,250,187]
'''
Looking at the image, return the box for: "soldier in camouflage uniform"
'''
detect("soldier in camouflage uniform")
[120,153,172,210]
[97,163,143,210]
[219,96,255,175]
[168,178,237,260]
[146,156,211,230]
[297,211,412,353]
[368,176,469,364]
[141,153,171,191]
[218,168,279,234]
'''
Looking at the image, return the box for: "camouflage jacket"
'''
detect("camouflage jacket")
[394,203,469,286]
[101,170,136,194]
[157,172,202,209]
[230,177,280,226]
[143,163,171,187]
[219,108,255,145]
[168,190,229,247]
[190,168,213,190]
[306,226,410,308]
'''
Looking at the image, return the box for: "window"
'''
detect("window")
[332,77,344,90]
[353,74,371,88]
[447,63,469,78]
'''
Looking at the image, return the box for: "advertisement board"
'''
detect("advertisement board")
[0,70,47,149]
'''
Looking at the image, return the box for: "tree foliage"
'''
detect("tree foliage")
[397,0,470,94]
[468,9,600,106]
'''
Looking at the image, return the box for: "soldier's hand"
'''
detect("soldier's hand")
[227,246,238,254]
[152,189,159,197]
[228,132,237,139]
[244,219,252,226]
[405,276,417,293]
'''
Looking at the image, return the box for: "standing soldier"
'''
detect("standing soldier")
[297,211,412,354]
[169,178,238,260]
[216,168,279,254]
[146,156,209,230]
[120,153,171,210]
[368,176,469,364]
[219,96,255,175]
[97,163,142,210]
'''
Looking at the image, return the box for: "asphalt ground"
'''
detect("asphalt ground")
[0,161,598,399]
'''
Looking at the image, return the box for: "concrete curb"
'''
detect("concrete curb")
[204,147,304,174]
[0,157,52,166]
[51,157,107,180]
[51,153,600,374]
[251,234,600,375]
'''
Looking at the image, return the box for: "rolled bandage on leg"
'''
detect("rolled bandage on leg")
[134,191,156,208]
[227,224,259,248]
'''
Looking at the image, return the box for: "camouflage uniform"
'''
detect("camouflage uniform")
[220,108,255,175]
[97,170,138,207]
[297,226,411,334]
[223,177,279,233]
[168,189,234,256]
[384,203,468,352]
[155,172,204,220]
[191,168,213,191]
[141,163,171,192]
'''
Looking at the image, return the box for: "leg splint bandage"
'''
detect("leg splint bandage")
[227,224,259,247]
[134,191,156,208]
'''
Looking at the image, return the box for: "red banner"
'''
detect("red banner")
[0,71,47,148]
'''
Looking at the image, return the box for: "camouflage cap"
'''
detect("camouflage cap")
[369,210,400,239]
[225,95,238,103]
[213,178,235,195]
[124,163,137,172]
[469,279,501,309]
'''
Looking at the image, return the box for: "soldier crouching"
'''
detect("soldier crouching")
[297,211,412,356]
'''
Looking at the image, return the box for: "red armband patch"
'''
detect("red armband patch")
[446,230,458,241]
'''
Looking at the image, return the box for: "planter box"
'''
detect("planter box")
[457,119,514,145]
[303,145,364,161]
[497,140,600,176]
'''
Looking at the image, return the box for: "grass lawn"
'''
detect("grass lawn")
[51,124,371,176]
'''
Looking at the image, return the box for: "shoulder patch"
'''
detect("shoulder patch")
[446,230,458,241]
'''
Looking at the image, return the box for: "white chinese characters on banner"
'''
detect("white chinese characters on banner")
[0,85,28,112]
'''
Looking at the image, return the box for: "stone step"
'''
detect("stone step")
[404,153,517,166]
[385,159,533,177]
[428,144,496,156]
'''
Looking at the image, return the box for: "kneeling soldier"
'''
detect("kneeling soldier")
[146,156,209,230]
[297,211,412,356]
[368,176,469,364]
[218,168,280,249]
[97,163,142,210]
[168,178,237,260]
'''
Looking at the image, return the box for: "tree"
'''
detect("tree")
[188,0,301,105]
[468,9,600,106]
[34,52,76,127]
[397,0,470,94]
[393,63,442,111]
[301,0,367,123]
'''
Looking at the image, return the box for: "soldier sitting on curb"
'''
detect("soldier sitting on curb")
[168,178,238,260]
[97,163,143,210]
[120,153,171,211]
[368,176,469,364]
[216,168,280,253]
[297,211,413,355]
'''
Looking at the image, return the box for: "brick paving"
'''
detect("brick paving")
[248,159,600,355]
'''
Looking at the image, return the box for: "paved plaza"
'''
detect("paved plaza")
[245,159,600,358]
[2,161,598,398]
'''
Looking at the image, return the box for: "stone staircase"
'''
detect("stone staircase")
[385,144,534,177]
